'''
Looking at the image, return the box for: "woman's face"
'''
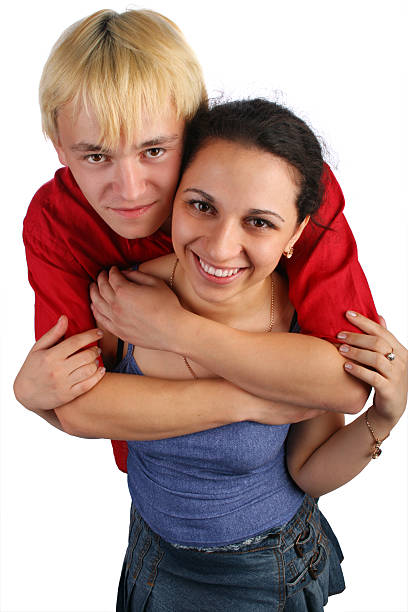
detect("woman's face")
[171,139,308,305]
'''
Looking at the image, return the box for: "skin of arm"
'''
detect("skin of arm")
[90,266,369,414]
[13,315,325,438]
[55,373,324,440]
[286,313,407,497]
[172,314,368,413]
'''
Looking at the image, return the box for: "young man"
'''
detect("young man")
[16,8,378,473]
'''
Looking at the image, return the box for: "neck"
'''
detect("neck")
[170,258,274,331]
[159,214,172,236]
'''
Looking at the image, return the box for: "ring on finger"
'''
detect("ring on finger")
[385,348,396,362]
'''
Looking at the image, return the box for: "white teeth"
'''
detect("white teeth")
[198,257,239,278]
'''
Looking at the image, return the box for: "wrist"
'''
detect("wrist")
[366,405,398,440]
[172,310,205,356]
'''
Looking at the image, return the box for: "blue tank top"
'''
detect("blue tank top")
[112,313,305,547]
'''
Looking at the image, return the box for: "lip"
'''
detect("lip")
[109,202,155,218]
[191,251,247,285]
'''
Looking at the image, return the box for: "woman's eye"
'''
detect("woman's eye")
[189,200,214,214]
[247,218,273,229]
[86,153,107,164]
[145,148,164,159]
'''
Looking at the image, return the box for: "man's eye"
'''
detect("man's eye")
[86,154,107,164]
[145,148,164,159]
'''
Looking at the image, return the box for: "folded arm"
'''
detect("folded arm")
[55,373,324,440]
[91,269,369,414]
[14,317,324,438]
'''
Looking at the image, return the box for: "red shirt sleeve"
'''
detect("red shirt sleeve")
[23,199,129,474]
[24,230,96,340]
[283,164,379,343]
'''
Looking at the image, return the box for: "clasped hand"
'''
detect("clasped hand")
[90,266,186,352]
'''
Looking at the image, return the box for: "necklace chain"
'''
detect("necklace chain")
[169,257,274,379]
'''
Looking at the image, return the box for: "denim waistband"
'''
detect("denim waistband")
[168,494,312,552]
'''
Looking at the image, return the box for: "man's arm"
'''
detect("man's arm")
[91,270,369,414]
[54,373,324,440]
[14,319,324,439]
[283,164,380,342]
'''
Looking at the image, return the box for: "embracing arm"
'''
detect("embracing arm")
[172,312,368,413]
[14,318,323,439]
[91,269,369,414]
[55,373,322,440]
[286,314,407,497]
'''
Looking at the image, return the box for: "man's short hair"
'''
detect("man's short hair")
[40,9,207,147]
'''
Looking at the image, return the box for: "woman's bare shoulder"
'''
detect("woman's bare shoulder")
[139,253,176,282]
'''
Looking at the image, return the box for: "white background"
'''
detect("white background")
[1,1,407,611]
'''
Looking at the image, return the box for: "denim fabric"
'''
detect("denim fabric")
[116,496,345,611]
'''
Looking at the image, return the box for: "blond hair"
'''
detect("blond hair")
[40,9,207,147]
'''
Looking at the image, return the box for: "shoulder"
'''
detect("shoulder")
[23,167,90,238]
[139,253,176,282]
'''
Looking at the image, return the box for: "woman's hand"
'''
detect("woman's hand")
[13,316,105,411]
[90,266,187,351]
[337,311,407,424]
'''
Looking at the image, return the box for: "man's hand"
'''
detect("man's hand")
[90,266,188,351]
[13,316,105,411]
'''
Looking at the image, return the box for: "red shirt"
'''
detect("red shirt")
[23,166,378,472]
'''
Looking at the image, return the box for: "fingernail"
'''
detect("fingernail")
[95,358,100,365]
[347,310,357,317]
[96,329,103,336]
[99,367,106,374]
[344,363,353,370]
[97,347,102,354]
[337,332,347,339]
[339,344,349,353]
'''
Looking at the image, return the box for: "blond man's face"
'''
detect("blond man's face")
[54,102,185,238]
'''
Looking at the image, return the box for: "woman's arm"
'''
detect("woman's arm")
[91,268,369,413]
[286,313,407,497]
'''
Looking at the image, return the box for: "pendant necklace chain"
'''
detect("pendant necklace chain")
[169,258,275,379]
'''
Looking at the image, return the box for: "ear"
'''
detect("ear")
[53,140,68,167]
[284,215,310,254]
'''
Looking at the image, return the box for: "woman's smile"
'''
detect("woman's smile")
[192,251,247,285]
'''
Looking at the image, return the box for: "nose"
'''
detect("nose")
[205,220,243,263]
[112,159,147,201]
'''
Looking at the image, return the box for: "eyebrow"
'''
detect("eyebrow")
[248,209,286,223]
[70,135,181,153]
[183,188,215,203]
[70,142,108,153]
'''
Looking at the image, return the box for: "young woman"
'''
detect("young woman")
[87,99,406,610]
[14,99,407,610]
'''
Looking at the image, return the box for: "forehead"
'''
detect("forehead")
[181,140,299,210]
[56,101,185,150]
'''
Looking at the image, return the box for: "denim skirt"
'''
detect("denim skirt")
[116,495,345,611]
